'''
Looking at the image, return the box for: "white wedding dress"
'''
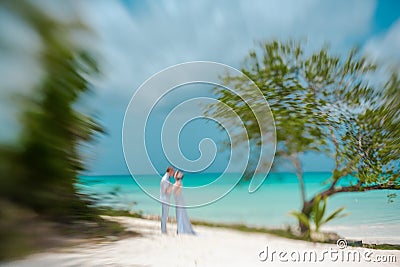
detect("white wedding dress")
[174,182,195,235]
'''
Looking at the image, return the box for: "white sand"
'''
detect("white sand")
[2,216,399,267]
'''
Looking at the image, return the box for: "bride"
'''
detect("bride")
[173,171,195,235]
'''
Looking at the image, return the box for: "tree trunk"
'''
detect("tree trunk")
[290,155,306,205]
[299,199,313,234]
[290,154,310,234]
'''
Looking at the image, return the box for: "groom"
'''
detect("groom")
[160,166,174,233]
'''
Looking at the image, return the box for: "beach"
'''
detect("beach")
[1,1,399,266]
[2,216,399,267]
[78,173,400,244]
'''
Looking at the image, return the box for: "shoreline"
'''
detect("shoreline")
[100,208,400,247]
[2,215,399,267]
[79,173,400,245]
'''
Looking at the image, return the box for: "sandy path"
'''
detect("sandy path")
[2,216,399,267]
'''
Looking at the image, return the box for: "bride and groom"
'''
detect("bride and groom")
[160,166,195,235]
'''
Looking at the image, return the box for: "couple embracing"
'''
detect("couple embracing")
[160,166,195,235]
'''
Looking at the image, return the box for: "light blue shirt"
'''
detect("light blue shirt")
[160,172,171,202]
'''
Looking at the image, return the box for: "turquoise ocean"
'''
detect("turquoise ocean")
[78,172,400,244]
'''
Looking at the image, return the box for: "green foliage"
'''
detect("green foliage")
[212,41,332,158]
[290,195,347,239]
[208,39,400,233]
[98,207,143,218]
[289,210,311,239]
[0,1,103,220]
[311,195,347,233]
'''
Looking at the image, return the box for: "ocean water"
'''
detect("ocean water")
[78,172,400,244]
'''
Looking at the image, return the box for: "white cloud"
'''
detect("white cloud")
[81,0,377,104]
[0,0,380,173]
[79,0,378,106]
[75,0,379,174]
[364,18,400,67]
[0,6,43,142]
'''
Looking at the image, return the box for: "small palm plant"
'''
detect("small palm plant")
[290,195,348,240]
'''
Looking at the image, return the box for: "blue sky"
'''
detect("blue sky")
[1,0,399,175]
[81,0,400,175]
